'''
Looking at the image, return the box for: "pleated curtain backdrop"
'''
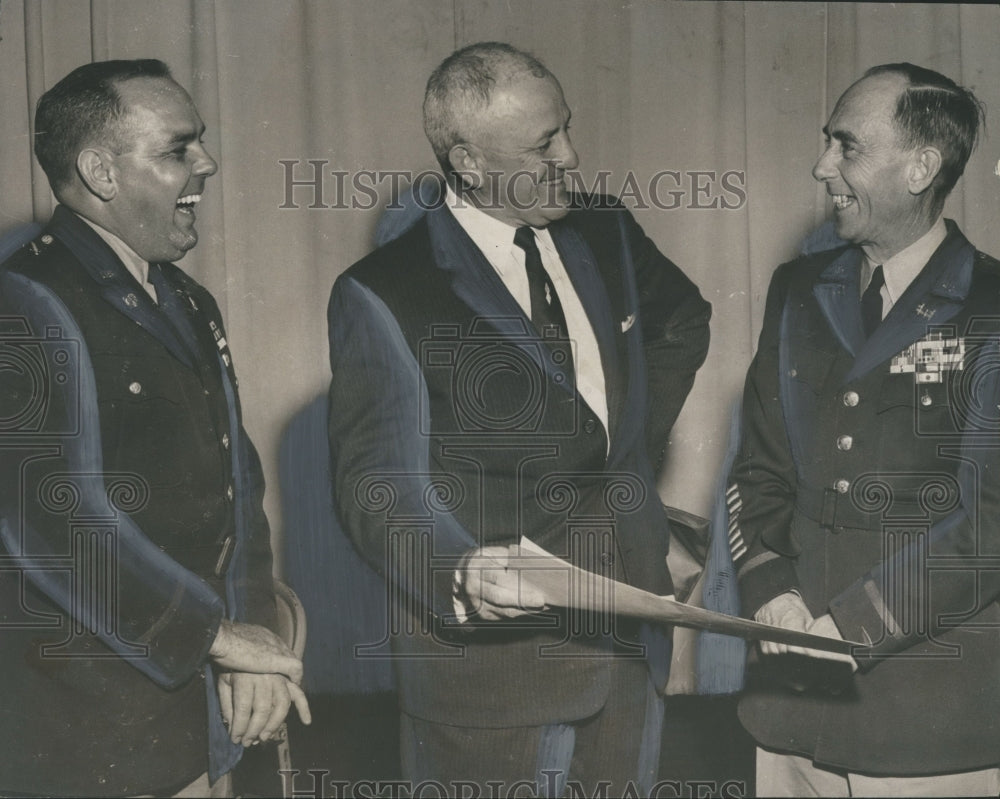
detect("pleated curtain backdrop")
[1,1,998,570]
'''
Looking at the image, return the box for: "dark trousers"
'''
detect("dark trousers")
[400,656,663,797]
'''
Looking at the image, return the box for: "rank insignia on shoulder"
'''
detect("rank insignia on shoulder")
[891,332,964,384]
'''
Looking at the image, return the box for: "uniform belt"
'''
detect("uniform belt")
[795,484,931,532]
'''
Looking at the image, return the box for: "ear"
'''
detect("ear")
[76,148,118,201]
[907,146,942,196]
[447,144,482,190]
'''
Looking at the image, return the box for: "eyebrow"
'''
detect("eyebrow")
[534,111,572,147]
[164,124,206,147]
[822,125,860,147]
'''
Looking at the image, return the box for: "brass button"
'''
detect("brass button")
[226,484,234,501]
[788,368,798,378]
[222,433,230,450]
[834,479,850,494]
[920,393,933,407]
[836,435,853,451]
[584,419,597,434]
[843,391,860,407]
[41,234,53,245]
[128,382,142,395]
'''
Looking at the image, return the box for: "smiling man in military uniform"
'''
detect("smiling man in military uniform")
[728,63,1000,796]
[0,59,308,797]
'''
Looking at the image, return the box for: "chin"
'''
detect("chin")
[168,233,199,259]
[537,203,572,225]
[832,218,855,242]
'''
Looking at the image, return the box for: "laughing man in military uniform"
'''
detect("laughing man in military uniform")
[728,63,1000,796]
[0,60,308,796]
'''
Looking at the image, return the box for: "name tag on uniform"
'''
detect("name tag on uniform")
[890,333,964,384]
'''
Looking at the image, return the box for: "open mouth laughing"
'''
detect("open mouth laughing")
[176,193,202,216]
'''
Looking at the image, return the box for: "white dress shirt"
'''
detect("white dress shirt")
[860,216,947,319]
[78,215,157,303]
[445,187,609,438]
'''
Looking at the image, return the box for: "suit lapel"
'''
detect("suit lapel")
[845,223,974,382]
[425,206,575,394]
[47,206,196,368]
[813,246,865,358]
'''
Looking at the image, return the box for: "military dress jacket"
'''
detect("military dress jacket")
[730,220,1000,775]
[0,206,277,796]
[327,195,710,728]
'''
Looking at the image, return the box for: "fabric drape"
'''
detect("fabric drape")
[1,1,997,567]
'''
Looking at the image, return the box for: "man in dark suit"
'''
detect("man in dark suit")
[0,59,308,796]
[729,63,1000,795]
[327,42,710,795]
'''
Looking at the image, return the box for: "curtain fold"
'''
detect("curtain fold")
[1,1,997,564]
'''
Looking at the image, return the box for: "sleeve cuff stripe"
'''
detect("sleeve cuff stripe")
[863,578,903,639]
[736,550,781,578]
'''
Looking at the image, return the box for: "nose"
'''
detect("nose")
[193,143,218,177]
[551,130,579,172]
[812,143,837,183]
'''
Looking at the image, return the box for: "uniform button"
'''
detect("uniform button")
[843,391,860,407]
[41,234,53,245]
[584,419,597,434]
[222,433,230,450]
[834,479,850,494]
[226,484,234,501]
[128,381,142,395]
[600,551,615,568]
[204,388,211,396]
[788,368,798,378]
[836,435,853,451]
[124,293,139,308]
[920,393,933,407]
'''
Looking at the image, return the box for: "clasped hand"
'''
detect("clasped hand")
[209,619,312,746]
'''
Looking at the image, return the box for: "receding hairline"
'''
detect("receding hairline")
[423,43,561,167]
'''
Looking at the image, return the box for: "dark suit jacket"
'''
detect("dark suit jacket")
[731,221,1000,775]
[0,206,276,796]
[327,195,710,727]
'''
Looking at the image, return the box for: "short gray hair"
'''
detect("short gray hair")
[863,62,986,205]
[423,42,550,173]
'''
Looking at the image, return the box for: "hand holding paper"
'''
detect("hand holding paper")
[500,543,862,655]
[755,591,858,669]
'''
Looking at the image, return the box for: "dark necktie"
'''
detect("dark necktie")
[513,226,574,383]
[148,263,203,362]
[513,226,569,338]
[861,264,885,338]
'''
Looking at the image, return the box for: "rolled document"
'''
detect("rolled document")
[508,541,859,655]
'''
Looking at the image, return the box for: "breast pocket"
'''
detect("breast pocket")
[787,344,837,395]
[878,373,954,436]
[92,353,202,490]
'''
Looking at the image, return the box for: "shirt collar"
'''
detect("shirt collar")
[863,216,947,303]
[447,185,532,252]
[77,214,151,289]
